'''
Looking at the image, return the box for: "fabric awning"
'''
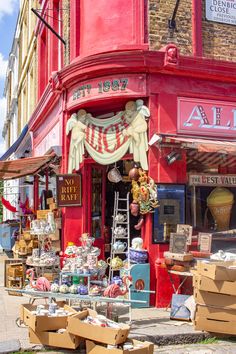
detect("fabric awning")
[0,154,56,180]
[164,136,236,154]
[0,124,28,161]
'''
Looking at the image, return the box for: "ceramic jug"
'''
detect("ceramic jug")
[132,237,143,250]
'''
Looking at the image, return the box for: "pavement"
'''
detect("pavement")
[1,252,236,353]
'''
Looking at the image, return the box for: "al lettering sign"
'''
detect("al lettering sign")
[206,0,236,26]
[178,97,236,137]
[189,173,236,187]
[56,174,82,207]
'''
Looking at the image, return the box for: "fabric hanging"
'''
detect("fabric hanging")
[1,196,17,212]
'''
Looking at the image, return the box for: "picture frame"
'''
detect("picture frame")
[176,224,193,245]
[169,233,188,254]
[198,233,212,253]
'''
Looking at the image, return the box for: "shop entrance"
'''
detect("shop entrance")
[86,160,141,258]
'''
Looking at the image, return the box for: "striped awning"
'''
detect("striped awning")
[159,134,236,169]
[186,150,236,169]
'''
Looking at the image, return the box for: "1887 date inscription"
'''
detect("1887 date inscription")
[73,78,128,100]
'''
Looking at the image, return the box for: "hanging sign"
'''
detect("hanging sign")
[189,173,236,187]
[66,99,150,172]
[206,0,236,26]
[178,97,236,137]
[56,174,82,207]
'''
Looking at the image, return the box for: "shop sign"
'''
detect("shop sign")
[189,173,236,187]
[67,74,146,108]
[56,174,82,207]
[178,97,236,137]
[206,0,236,26]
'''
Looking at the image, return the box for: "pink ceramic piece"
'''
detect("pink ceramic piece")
[130,200,139,216]
[26,268,51,292]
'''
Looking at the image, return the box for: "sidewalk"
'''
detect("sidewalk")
[0,252,235,353]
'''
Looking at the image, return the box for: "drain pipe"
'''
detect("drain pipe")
[192,0,203,57]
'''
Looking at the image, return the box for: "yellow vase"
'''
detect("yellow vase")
[207,187,234,231]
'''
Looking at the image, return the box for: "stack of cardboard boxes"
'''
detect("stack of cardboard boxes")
[21,305,154,353]
[193,260,236,335]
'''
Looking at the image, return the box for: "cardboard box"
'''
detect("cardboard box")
[29,328,81,349]
[86,339,154,354]
[49,229,60,241]
[164,252,193,262]
[194,275,236,296]
[51,240,61,251]
[68,309,130,345]
[194,289,236,309]
[36,209,51,219]
[195,316,236,335]
[196,261,236,281]
[20,303,76,332]
[46,197,54,205]
[196,304,236,323]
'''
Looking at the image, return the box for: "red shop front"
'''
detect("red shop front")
[29,49,236,307]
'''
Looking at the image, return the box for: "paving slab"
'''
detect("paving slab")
[0,339,20,353]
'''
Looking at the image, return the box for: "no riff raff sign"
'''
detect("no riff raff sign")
[206,0,236,25]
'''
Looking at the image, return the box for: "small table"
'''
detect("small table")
[167,270,193,295]
[166,270,193,309]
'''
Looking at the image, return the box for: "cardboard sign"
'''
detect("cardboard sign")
[56,174,82,207]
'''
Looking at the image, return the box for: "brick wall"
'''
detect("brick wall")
[149,0,236,61]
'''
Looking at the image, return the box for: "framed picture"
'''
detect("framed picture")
[169,233,188,254]
[198,233,212,253]
[176,224,193,245]
[159,199,180,224]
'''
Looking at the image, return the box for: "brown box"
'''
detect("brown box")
[194,275,236,296]
[49,229,60,241]
[50,203,57,211]
[46,197,54,205]
[55,217,62,229]
[196,261,236,281]
[68,309,130,345]
[36,209,51,219]
[51,240,61,251]
[195,316,236,335]
[29,328,81,349]
[194,289,236,310]
[86,339,154,354]
[20,303,76,332]
[196,304,236,323]
[164,252,193,262]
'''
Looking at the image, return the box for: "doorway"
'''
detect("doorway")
[86,160,141,257]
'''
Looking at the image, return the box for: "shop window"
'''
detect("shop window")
[152,184,185,243]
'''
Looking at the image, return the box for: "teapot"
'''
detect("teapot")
[114,213,127,223]
[114,226,127,237]
[112,241,127,252]
[107,256,123,269]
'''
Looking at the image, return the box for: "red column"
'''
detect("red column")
[192,0,203,57]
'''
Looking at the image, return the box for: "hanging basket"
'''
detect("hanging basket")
[107,165,122,183]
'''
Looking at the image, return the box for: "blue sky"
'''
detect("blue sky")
[0,0,19,152]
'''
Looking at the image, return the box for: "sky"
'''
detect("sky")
[0,0,19,153]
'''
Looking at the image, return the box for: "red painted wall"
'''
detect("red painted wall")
[76,0,147,58]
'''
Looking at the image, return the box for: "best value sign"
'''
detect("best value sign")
[206,0,236,25]
[189,174,236,187]
[178,97,236,137]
